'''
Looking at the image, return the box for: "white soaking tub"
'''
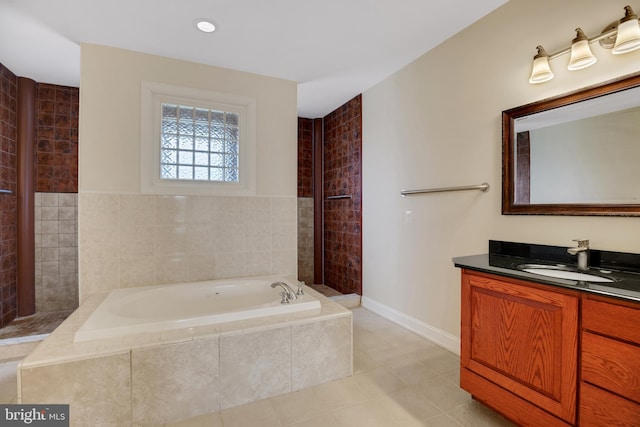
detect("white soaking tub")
[74,276,321,342]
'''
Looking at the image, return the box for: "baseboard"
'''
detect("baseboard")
[361,296,460,355]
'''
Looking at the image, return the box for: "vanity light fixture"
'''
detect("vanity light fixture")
[529,5,640,84]
[613,5,640,54]
[529,46,554,84]
[195,18,216,33]
[568,28,597,70]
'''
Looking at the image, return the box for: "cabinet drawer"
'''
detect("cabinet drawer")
[580,382,640,427]
[582,332,640,405]
[582,298,640,344]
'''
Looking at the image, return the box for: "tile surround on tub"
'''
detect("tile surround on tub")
[132,338,220,425]
[18,286,352,425]
[78,193,298,301]
[220,328,292,409]
[20,352,131,426]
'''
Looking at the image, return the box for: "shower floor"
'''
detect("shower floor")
[0,310,73,341]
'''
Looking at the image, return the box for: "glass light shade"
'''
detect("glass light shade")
[529,55,554,84]
[568,39,597,70]
[612,16,640,54]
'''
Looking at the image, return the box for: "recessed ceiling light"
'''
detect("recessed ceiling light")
[195,19,216,33]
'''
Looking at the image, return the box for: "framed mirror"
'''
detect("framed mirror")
[502,73,640,216]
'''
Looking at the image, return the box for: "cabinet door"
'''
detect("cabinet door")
[582,332,640,405]
[461,271,578,424]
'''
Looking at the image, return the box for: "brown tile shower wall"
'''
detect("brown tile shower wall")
[297,118,313,198]
[35,83,79,193]
[323,95,362,295]
[0,64,18,327]
[297,118,314,284]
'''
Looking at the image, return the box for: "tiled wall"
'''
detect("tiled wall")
[297,118,313,198]
[297,117,314,284]
[323,95,362,295]
[34,193,78,311]
[35,84,79,193]
[297,198,313,284]
[79,194,298,300]
[0,64,17,327]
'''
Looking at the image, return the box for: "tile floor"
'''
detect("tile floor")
[0,310,73,340]
[0,307,515,426]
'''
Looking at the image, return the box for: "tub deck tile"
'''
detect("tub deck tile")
[132,338,220,425]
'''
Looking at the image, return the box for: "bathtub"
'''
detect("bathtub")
[74,276,321,342]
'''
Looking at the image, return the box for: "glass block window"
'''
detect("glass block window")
[160,104,240,182]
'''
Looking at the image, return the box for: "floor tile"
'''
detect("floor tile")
[413,374,473,412]
[447,399,517,427]
[219,399,282,427]
[0,360,19,404]
[0,306,516,426]
[0,310,73,340]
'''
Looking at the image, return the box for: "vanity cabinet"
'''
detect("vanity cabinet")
[580,296,640,426]
[460,270,579,426]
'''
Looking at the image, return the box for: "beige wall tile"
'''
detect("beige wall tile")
[41,193,59,207]
[132,338,220,425]
[292,315,353,391]
[186,224,217,254]
[120,256,156,287]
[154,256,191,285]
[187,255,217,282]
[213,197,246,225]
[186,196,215,224]
[220,327,292,409]
[213,253,245,279]
[119,194,157,226]
[271,197,296,223]
[79,194,298,298]
[271,250,297,276]
[20,352,131,426]
[245,197,271,224]
[58,207,76,220]
[156,195,187,225]
[272,223,296,251]
[79,193,119,229]
[58,193,77,207]
[245,224,271,252]
[244,252,272,277]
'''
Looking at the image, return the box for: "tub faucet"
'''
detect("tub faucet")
[567,239,589,271]
[271,282,297,303]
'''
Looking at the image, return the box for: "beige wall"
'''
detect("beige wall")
[78,45,298,300]
[79,44,297,195]
[362,0,640,350]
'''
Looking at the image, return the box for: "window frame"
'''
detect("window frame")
[141,81,256,196]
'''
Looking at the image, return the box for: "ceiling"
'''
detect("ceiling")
[0,0,507,118]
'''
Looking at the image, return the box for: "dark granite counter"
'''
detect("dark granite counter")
[453,241,640,303]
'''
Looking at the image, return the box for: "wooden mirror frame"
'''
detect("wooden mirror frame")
[502,72,640,216]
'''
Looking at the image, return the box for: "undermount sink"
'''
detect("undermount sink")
[521,268,614,283]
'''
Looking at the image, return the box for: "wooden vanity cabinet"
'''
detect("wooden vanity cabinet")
[460,270,579,426]
[580,295,640,426]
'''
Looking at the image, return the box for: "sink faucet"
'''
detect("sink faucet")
[271,281,297,303]
[567,239,589,271]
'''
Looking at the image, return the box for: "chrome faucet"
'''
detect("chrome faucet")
[296,281,305,296]
[567,239,589,271]
[271,281,297,303]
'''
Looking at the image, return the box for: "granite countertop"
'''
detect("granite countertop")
[453,241,640,303]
